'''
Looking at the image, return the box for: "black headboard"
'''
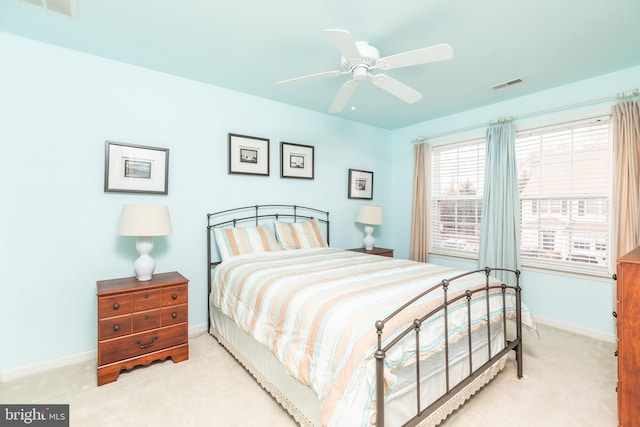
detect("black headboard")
[206,204,330,307]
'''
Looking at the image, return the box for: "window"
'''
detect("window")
[517,117,610,271]
[429,115,611,274]
[431,138,485,255]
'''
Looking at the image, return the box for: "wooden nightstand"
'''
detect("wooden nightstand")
[348,247,394,258]
[96,271,189,386]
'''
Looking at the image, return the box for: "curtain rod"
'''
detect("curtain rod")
[411,88,640,144]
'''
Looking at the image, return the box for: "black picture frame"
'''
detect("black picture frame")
[104,141,169,194]
[348,168,373,200]
[228,133,270,176]
[281,142,314,179]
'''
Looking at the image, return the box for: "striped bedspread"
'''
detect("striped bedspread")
[211,248,534,427]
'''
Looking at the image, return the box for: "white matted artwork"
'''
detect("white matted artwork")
[281,142,314,179]
[348,168,373,200]
[104,141,169,194]
[228,133,270,176]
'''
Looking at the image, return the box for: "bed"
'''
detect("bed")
[206,205,534,427]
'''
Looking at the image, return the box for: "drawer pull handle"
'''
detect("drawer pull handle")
[172,293,178,300]
[613,311,617,318]
[113,303,120,310]
[113,324,120,332]
[172,312,177,319]
[135,336,158,349]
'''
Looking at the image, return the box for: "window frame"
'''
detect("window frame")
[429,136,486,258]
[516,114,612,276]
[427,112,613,278]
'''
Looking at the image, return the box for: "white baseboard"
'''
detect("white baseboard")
[0,349,97,384]
[0,323,209,384]
[534,315,616,343]
[189,323,208,337]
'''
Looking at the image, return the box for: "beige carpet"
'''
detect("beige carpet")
[0,323,617,426]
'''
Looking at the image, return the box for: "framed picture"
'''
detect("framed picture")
[104,141,169,194]
[348,168,373,200]
[281,142,314,179]
[228,133,270,176]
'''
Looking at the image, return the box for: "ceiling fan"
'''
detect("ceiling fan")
[275,29,454,113]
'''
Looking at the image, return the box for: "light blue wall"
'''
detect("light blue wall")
[390,64,640,340]
[0,33,392,373]
[2,30,637,375]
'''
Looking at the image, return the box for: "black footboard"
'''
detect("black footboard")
[374,267,523,427]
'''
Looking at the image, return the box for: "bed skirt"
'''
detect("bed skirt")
[209,305,507,427]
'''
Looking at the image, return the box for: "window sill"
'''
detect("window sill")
[429,250,478,263]
[429,251,614,282]
[520,261,613,282]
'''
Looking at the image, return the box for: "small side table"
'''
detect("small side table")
[96,271,189,386]
[348,247,394,258]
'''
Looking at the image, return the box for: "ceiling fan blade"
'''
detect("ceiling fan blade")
[370,74,423,103]
[324,29,362,61]
[378,44,453,70]
[275,70,342,87]
[329,80,357,113]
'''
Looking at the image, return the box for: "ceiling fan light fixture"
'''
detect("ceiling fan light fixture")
[353,66,368,81]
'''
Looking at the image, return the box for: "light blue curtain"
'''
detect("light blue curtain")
[478,121,521,284]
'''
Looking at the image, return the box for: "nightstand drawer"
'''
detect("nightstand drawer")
[348,247,394,258]
[372,248,393,257]
[133,309,161,332]
[162,285,187,306]
[99,314,132,340]
[161,304,187,326]
[98,323,187,365]
[98,295,133,319]
[133,290,161,311]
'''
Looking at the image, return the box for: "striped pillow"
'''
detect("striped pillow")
[275,219,328,250]
[214,223,281,261]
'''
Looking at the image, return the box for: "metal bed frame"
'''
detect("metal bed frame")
[374,267,524,427]
[206,204,330,332]
[206,204,524,427]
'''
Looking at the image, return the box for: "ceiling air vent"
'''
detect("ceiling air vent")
[21,0,77,18]
[490,77,524,90]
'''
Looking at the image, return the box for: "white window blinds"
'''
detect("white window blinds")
[428,115,611,275]
[516,116,611,272]
[430,138,485,255]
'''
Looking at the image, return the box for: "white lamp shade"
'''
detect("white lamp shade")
[355,205,383,225]
[118,205,173,236]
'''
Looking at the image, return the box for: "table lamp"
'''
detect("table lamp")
[355,205,383,250]
[118,204,173,281]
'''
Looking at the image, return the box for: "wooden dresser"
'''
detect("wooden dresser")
[97,271,189,386]
[348,247,394,258]
[615,247,640,426]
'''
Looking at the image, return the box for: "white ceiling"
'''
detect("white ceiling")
[2,0,639,129]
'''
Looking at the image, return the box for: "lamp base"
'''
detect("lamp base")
[363,225,375,251]
[134,236,156,281]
